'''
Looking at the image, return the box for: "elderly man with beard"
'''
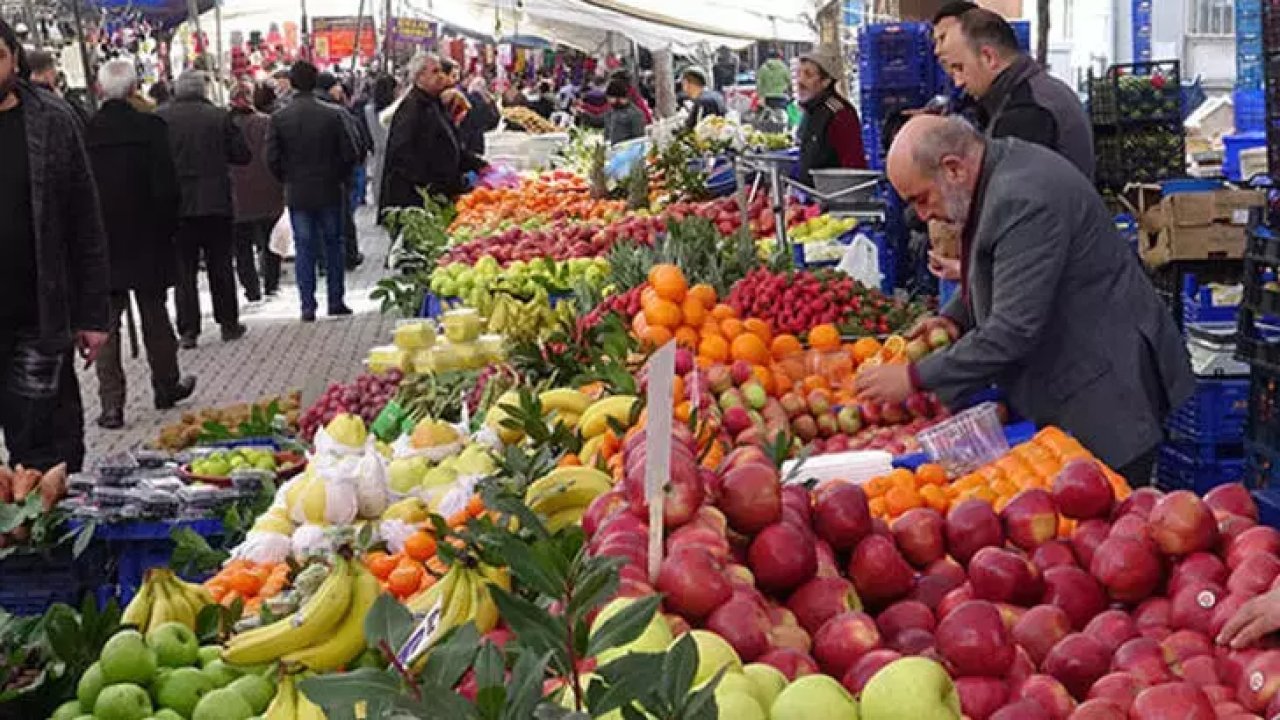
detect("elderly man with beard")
[855,115,1193,485]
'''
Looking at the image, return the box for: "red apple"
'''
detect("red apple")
[991,700,1052,720]
[755,648,819,681]
[1238,650,1280,712]
[1108,513,1157,551]
[1042,566,1108,631]
[780,485,812,523]
[1169,553,1229,599]
[926,556,969,587]
[970,546,1045,606]
[840,648,902,695]
[812,611,883,678]
[946,499,1005,565]
[937,583,975,620]
[1113,487,1164,521]
[812,482,872,551]
[1177,654,1220,687]
[1129,681,1215,720]
[624,460,705,529]
[1161,629,1214,667]
[1043,633,1111,700]
[889,627,937,655]
[1034,540,1080,572]
[893,507,948,568]
[1227,526,1280,571]
[955,676,1010,720]
[655,548,732,621]
[848,534,916,608]
[1219,648,1263,689]
[718,463,782,534]
[1134,597,1171,632]
[704,594,772,662]
[1170,581,1226,635]
[747,522,817,595]
[787,577,861,636]
[908,574,959,612]
[1204,484,1258,522]
[936,600,1016,677]
[1069,699,1126,719]
[1112,638,1175,687]
[1088,672,1143,711]
[767,621,813,654]
[1083,610,1139,655]
[1015,674,1078,719]
[876,600,937,641]
[1051,460,1115,520]
[665,523,731,562]
[1014,604,1074,667]
[582,490,628,537]
[1003,488,1061,551]
[1010,646,1037,687]
[1149,491,1221,557]
[1071,519,1112,569]
[1228,553,1280,597]
[1090,536,1163,603]
[814,539,840,578]
[1217,512,1257,545]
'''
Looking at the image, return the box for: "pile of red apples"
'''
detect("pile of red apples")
[581,434,1280,720]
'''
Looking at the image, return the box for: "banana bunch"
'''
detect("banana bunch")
[523,466,614,532]
[263,673,327,720]
[405,563,509,651]
[224,555,375,670]
[579,395,641,440]
[539,388,592,429]
[122,568,216,633]
[487,291,568,343]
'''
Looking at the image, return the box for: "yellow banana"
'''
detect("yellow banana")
[437,569,475,640]
[579,434,606,465]
[548,411,580,429]
[470,570,499,635]
[578,395,639,439]
[295,679,327,720]
[407,562,458,616]
[524,469,613,516]
[160,576,197,629]
[177,577,217,608]
[546,506,587,533]
[148,578,176,631]
[283,567,381,672]
[539,388,592,416]
[122,577,153,630]
[478,564,512,594]
[223,556,354,666]
[264,675,298,720]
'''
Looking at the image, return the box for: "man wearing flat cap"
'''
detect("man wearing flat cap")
[796,46,867,187]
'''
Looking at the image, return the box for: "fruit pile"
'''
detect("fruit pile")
[727,267,924,338]
[450,174,626,235]
[123,568,216,634]
[203,560,290,615]
[187,448,281,478]
[664,192,820,239]
[298,370,403,442]
[790,214,861,243]
[629,264,754,352]
[430,256,609,302]
[153,393,302,451]
[439,218,662,267]
[0,463,66,546]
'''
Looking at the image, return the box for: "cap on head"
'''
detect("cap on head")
[799,46,844,81]
[682,66,708,86]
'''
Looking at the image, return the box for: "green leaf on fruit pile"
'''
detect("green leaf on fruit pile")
[596,651,667,715]
[500,535,567,599]
[365,593,416,652]
[489,586,568,670]
[660,631,700,705]
[195,604,222,642]
[169,526,228,577]
[564,556,620,624]
[502,649,553,720]
[584,593,659,660]
[679,668,727,720]
[299,667,402,720]
[474,640,507,718]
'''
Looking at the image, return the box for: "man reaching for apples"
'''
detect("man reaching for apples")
[855,115,1193,485]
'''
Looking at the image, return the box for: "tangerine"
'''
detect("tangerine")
[809,324,841,350]
[404,532,438,562]
[885,485,923,515]
[851,337,882,364]
[365,551,398,580]
[730,333,771,365]
[688,284,717,309]
[771,334,803,360]
[388,563,425,598]
[916,463,948,486]
[720,317,745,340]
[643,299,682,328]
[711,303,738,320]
[681,297,708,326]
[699,335,730,363]
[744,318,773,344]
[639,325,673,348]
[226,570,263,597]
[674,326,700,349]
[648,265,688,302]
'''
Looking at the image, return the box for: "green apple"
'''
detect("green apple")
[859,657,960,720]
[153,710,185,720]
[77,661,105,709]
[682,630,742,687]
[742,663,787,711]
[229,674,274,714]
[49,699,82,720]
[714,672,767,719]
[94,683,153,720]
[154,666,213,717]
[192,688,255,720]
[147,622,200,668]
[201,659,242,689]
[71,716,94,720]
[197,647,220,668]
[592,598,673,666]
[770,675,859,720]
[101,630,158,685]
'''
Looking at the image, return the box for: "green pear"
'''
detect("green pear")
[101,630,158,685]
[201,659,241,689]
[153,710,185,720]
[742,663,787,710]
[592,598,673,666]
[147,622,200,668]
[192,687,254,720]
[197,647,220,668]
[228,674,274,714]
[153,666,213,717]
[859,657,960,720]
[771,674,859,720]
[387,456,430,493]
[49,699,82,720]
[94,683,153,720]
[77,661,105,709]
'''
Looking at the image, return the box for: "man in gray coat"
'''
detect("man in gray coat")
[857,116,1193,483]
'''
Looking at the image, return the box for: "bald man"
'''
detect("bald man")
[856,116,1192,483]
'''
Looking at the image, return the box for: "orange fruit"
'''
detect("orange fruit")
[851,337,882,364]
[720,317,744,340]
[681,296,708,327]
[771,334,803,360]
[696,355,714,369]
[730,333,770,365]
[920,484,949,512]
[809,324,841,350]
[889,468,917,489]
[675,400,692,423]
[699,335,730,363]
[388,563,425,598]
[672,375,686,401]
[869,496,888,517]
[700,320,723,338]
[674,326,700,349]
[648,264,688,302]
[916,463,948,486]
[640,286,660,309]
[771,365,794,393]
[688,284,717,309]
[885,485,922,516]
[643,299,682,328]
[639,325,673,348]
[631,311,649,337]
[751,365,775,395]
[711,303,737,320]
[802,375,831,393]
[744,318,773,345]
[404,531,437,562]
[864,475,892,497]
[227,570,263,597]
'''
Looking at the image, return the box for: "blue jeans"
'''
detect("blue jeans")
[290,206,345,313]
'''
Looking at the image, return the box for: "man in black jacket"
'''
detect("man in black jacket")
[316,71,369,271]
[0,20,110,472]
[85,59,196,430]
[267,61,360,322]
[379,53,485,213]
[158,70,252,348]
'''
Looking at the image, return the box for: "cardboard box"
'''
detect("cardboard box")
[1132,187,1264,267]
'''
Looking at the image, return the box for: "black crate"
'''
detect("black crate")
[1150,259,1244,330]
[1089,61,1183,126]
[0,542,110,615]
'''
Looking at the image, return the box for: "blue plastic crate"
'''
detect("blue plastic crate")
[1010,21,1031,53]
[1224,132,1267,181]
[69,519,224,604]
[1181,275,1240,326]
[858,23,933,91]
[1167,376,1249,443]
[1156,441,1247,494]
[0,542,111,615]
[1235,89,1265,132]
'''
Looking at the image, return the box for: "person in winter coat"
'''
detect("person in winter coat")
[610,70,653,125]
[794,46,868,187]
[579,79,645,144]
[0,19,110,472]
[157,70,252,348]
[458,76,499,156]
[681,66,725,132]
[84,59,196,430]
[316,72,370,270]
[229,80,284,300]
[363,74,396,206]
[379,53,485,213]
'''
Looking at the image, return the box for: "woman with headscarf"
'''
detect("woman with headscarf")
[228,81,283,299]
[458,76,499,156]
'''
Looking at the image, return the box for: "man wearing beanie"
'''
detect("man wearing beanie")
[795,46,867,186]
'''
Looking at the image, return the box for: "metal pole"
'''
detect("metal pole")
[351,0,365,74]
[382,0,393,70]
[214,1,223,77]
[185,0,203,62]
[69,0,95,110]
[300,0,310,59]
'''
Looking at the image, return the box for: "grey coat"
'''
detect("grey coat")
[916,138,1194,469]
[157,93,251,218]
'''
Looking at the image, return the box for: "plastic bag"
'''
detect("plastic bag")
[606,139,648,181]
[837,232,883,290]
[269,210,294,259]
[478,164,521,190]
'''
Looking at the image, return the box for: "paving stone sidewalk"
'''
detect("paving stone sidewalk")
[78,207,398,460]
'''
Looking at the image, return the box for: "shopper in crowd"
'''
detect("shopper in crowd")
[794,46,868,186]
[575,73,610,122]
[932,0,978,58]
[84,59,195,430]
[0,18,110,472]
[267,60,359,322]
[272,67,294,110]
[856,116,1192,484]
[680,66,725,132]
[379,53,486,212]
[364,73,396,206]
[26,48,89,126]
[458,76,499,156]
[157,69,251,348]
[756,48,792,111]
[935,6,1094,178]
[148,79,171,108]
[316,71,370,271]
[229,80,284,301]
[578,78,645,145]
[527,80,555,119]
[611,69,652,124]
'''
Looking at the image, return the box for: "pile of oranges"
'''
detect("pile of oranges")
[451,175,626,234]
[364,529,442,600]
[205,560,289,615]
[861,427,1132,527]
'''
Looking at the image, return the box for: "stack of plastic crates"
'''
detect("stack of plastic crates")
[1089,60,1186,195]
[1240,0,1265,92]
[858,22,935,170]
[1133,0,1152,62]
[1158,369,1249,494]
[1264,0,1280,177]
[1231,217,1280,517]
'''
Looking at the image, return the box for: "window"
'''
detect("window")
[1058,0,1075,40]
[1187,0,1234,36]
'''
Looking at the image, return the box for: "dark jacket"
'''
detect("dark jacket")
[157,92,251,218]
[798,86,869,187]
[683,90,726,131]
[229,109,284,223]
[580,103,645,145]
[979,54,1095,180]
[84,99,180,293]
[16,82,111,349]
[266,92,359,211]
[458,92,500,156]
[916,139,1193,468]
[379,87,485,212]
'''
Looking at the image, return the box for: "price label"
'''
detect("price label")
[396,599,443,667]
[645,341,676,585]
